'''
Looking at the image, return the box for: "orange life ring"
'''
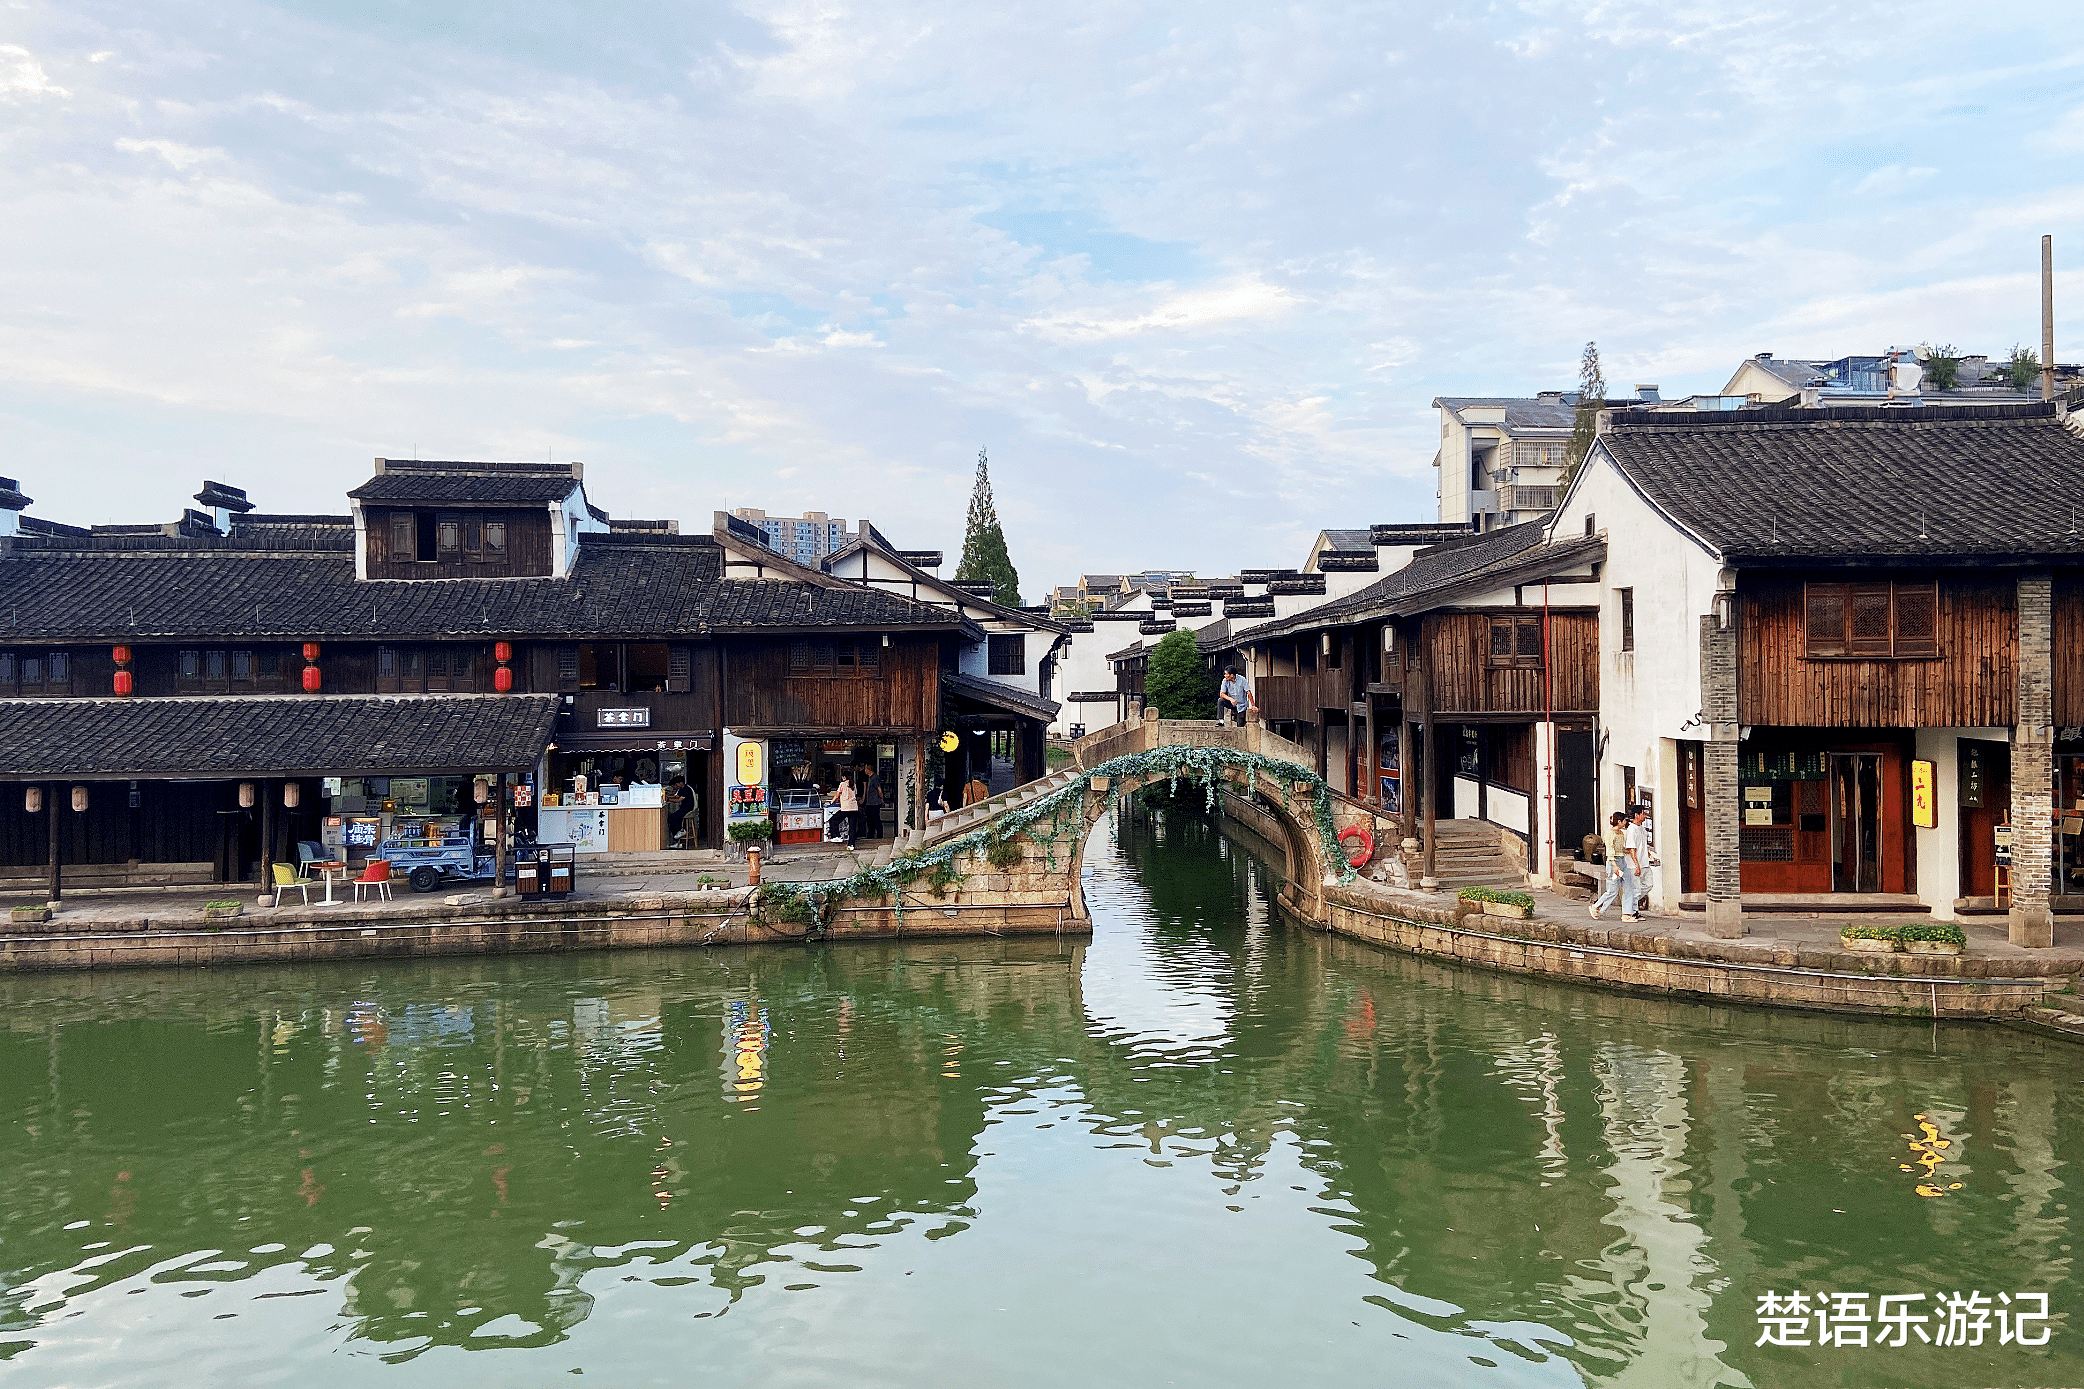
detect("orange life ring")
[1337,824,1374,866]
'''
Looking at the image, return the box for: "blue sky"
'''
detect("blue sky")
[4,2,2082,592]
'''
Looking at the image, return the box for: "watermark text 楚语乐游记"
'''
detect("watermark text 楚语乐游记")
[1756,1291,2050,1348]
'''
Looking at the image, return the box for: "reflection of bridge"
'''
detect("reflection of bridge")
[811,710,1394,932]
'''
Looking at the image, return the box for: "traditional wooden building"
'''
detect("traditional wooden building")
[1559,398,2084,944]
[0,461,967,892]
[1229,522,1604,883]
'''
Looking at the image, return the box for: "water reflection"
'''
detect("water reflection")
[0,808,2077,1387]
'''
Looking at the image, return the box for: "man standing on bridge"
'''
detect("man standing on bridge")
[1219,666,1254,727]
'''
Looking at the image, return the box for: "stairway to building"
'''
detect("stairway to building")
[1425,819,1527,889]
[924,767,1083,846]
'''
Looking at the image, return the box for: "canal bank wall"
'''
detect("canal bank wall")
[1218,789,2080,1027]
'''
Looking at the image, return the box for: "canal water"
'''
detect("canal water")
[1,809,2079,1388]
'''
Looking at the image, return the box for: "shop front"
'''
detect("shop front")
[540,737,712,852]
[1732,732,1914,894]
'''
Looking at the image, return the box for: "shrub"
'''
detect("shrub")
[1897,921,1967,947]
[983,829,1024,869]
[203,899,243,912]
[1457,886,1534,910]
[726,819,773,842]
[1839,922,1900,942]
[1145,628,1216,719]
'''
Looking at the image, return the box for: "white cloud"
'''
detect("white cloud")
[0,44,67,99]
[1024,278,1297,343]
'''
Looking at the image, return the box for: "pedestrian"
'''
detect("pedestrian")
[664,776,692,847]
[859,765,883,841]
[826,774,859,846]
[1589,811,1631,920]
[963,769,991,807]
[1218,666,1252,727]
[927,781,949,819]
[1627,805,1658,917]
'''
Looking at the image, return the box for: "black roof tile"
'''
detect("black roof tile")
[0,693,557,779]
[1602,401,2084,562]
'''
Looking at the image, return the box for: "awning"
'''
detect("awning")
[943,672,1060,723]
[552,733,713,754]
[0,694,559,780]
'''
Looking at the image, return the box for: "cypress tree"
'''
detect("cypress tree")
[954,447,1021,607]
[1563,341,1605,487]
[1144,628,1215,719]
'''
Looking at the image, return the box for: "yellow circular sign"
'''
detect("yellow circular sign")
[736,740,764,786]
[939,731,960,753]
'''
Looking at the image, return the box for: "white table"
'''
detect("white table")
[313,863,348,906]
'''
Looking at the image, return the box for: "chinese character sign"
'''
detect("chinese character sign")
[1757,1291,2049,1349]
[1911,758,1937,829]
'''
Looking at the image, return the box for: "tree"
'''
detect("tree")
[1144,628,1216,719]
[1922,342,1961,392]
[2006,344,2041,392]
[954,447,1021,607]
[1563,340,1605,487]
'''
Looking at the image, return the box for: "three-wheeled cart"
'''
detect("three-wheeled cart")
[377,831,495,893]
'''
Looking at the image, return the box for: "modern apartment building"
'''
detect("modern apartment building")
[1431,393,1576,532]
[731,509,852,565]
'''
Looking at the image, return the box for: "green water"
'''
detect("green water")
[1,810,2079,1387]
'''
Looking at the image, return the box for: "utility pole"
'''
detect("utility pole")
[2043,234,2056,402]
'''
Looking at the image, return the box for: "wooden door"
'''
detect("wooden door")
[1959,739,2010,899]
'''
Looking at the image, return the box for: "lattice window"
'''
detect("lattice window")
[1804,581,1940,658]
[1488,616,1545,668]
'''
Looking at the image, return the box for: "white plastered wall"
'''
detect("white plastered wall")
[1548,445,1725,915]
[1913,727,2007,920]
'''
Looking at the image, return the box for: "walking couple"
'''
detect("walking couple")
[1591,804,1658,922]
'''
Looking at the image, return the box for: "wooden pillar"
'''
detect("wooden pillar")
[493,772,511,897]
[259,780,275,891]
[1422,716,1438,887]
[46,782,61,906]
[1361,700,1376,809]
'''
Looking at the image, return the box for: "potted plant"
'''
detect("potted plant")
[1458,886,1535,920]
[1840,922,1901,954]
[201,898,244,927]
[1899,921,1968,956]
[10,904,51,926]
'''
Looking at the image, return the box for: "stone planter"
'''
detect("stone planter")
[1482,902,1531,920]
[1906,939,1965,956]
[201,905,244,925]
[1842,934,1900,953]
[11,905,51,926]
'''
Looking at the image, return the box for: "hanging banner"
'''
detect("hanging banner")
[1910,759,1937,829]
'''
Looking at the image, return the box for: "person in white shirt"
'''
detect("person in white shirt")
[1622,806,1656,921]
[826,776,860,846]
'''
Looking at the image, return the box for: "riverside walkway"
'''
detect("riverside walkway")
[2,711,2082,1043]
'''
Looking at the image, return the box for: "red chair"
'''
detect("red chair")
[352,860,393,903]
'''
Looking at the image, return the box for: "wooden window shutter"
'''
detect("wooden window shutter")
[1893,582,1937,657]
[1848,583,1892,656]
[667,645,692,692]
[1516,617,1543,662]
[1489,619,1514,663]
[426,647,450,693]
[788,640,811,673]
[556,645,580,691]
[1804,583,1847,656]
[390,513,412,562]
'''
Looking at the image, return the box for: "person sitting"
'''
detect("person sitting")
[926,782,949,819]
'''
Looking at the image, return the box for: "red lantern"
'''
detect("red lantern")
[112,644,131,665]
[302,642,321,661]
[301,665,322,693]
[494,641,513,664]
[113,669,134,696]
[493,666,514,693]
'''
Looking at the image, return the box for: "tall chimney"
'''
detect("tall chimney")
[2043,234,2056,403]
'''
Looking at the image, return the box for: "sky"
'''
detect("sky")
[4,2,2083,595]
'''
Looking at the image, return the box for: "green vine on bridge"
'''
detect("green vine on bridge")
[753,742,1356,931]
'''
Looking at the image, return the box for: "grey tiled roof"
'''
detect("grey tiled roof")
[1232,522,1600,642]
[1434,395,1579,431]
[1601,401,2084,562]
[0,535,965,641]
[942,671,1060,722]
[348,472,582,505]
[0,693,558,778]
[1320,528,1373,552]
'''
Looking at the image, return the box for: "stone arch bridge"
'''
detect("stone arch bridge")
[763,711,1401,934]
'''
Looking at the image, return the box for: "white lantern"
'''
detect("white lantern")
[24,787,42,813]
[282,782,300,809]
[70,785,88,813]
[474,778,490,804]
[238,782,256,809]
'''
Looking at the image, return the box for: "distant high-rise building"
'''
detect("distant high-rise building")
[731,508,852,565]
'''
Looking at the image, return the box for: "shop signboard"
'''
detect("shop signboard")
[1911,759,1938,829]
[1995,824,2014,868]
[724,731,769,824]
[598,707,650,727]
[770,739,808,769]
